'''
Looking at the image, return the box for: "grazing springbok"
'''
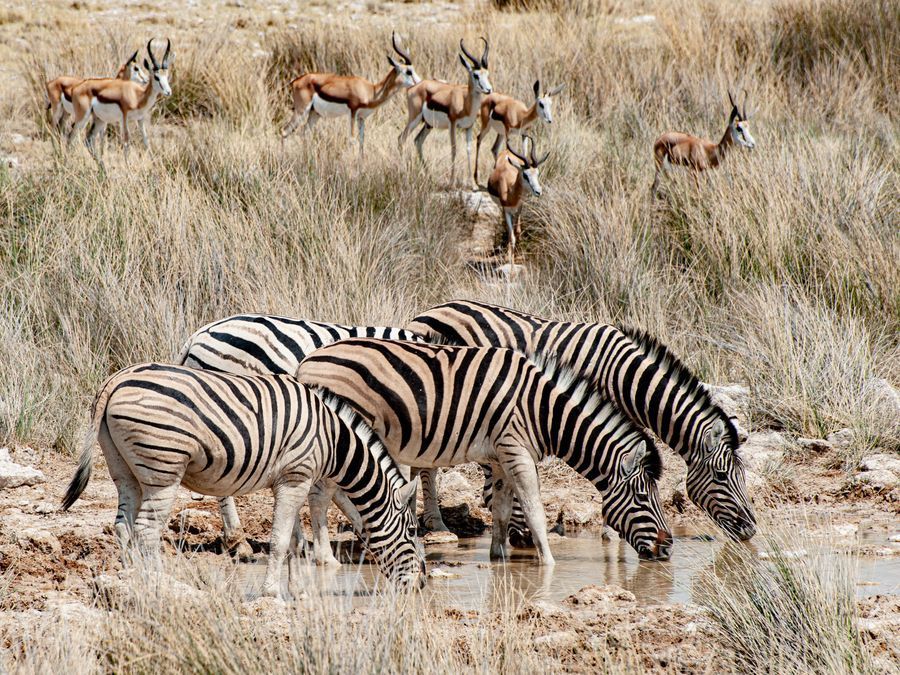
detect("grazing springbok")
[66,39,173,163]
[399,38,492,186]
[651,90,755,195]
[281,32,421,158]
[46,51,147,133]
[474,79,564,184]
[487,135,549,259]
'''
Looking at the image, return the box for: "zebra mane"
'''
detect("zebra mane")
[617,326,740,451]
[316,391,406,485]
[527,351,605,417]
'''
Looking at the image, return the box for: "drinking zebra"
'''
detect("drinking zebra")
[408,300,756,541]
[176,314,425,561]
[296,338,673,563]
[60,363,425,597]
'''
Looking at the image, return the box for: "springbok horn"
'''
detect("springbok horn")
[742,88,749,119]
[392,31,412,65]
[506,139,528,164]
[147,39,159,69]
[459,39,479,67]
[527,135,538,165]
[728,89,738,111]
[162,38,171,68]
[535,150,551,166]
[480,37,489,68]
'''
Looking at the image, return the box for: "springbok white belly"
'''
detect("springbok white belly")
[61,97,74,115]
[312,94,350,118]
[91,100,124,124]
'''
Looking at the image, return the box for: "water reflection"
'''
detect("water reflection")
[239,528,899,607]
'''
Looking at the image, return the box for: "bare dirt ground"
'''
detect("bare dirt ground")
[1,436,897,672]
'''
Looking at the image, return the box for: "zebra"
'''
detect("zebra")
[60,363,425,597]
[407,300,757,541]
[296,338,673,563]
[176,313,427,560]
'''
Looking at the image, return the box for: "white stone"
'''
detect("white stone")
[17,528,61,555]
[826,428,855,448]
[437,469,473,496]
[427,567,461,579]
[858,454,900,474]
[738,431,787,471]
[854,469,897,491]
[832,523,858,539]
[758,548,806,560]
[863,377,900,416]
[34,502,56,514]
[0,448,46,489]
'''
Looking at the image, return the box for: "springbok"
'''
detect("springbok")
[281,32,421,158]
[651,90,755,195]
[474,79,564,184]
[46,51,147,133]
[487,135,549,259]
[66,39,173,163]
[399,38,492,186]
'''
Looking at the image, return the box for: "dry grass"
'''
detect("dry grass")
[0,13,896,670]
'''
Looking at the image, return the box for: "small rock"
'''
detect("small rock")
[34,502,56,515]
[10,133,27,145]
[427,567,461,579]
[422,531,459,545]
[16,528,61,554]
[859,454,900,475]
[518,600,568,619]
[826,428,855,448]
[564,584,635,607]
[0,448,46,489]
[758,548,806,560]
[1,156,19,169]
[797,438,833,453]
[854,469,898,491]
[436,469,472,496]
[739,431,787,471]
[863,378,900,416]
[889,534,900,543]
[533,631,579,650]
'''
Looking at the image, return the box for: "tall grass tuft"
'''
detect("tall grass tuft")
[698,535,873,673]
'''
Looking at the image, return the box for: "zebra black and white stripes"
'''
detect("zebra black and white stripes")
[177,313,425,559]
[297,339,673,562]
[408,300,756,540]
[61,363,425,596]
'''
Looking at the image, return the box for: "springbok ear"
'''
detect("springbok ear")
[533,80,540,98]
[622,441,650,476]
[397,476,420,507]
[507,156,518,167]
[387,54,400,68]
[549,84,565,96]
[704,418,726,452]
[127,50,138,65]
[458,54,472,72]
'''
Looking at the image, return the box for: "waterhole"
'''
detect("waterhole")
[240,527,899,606]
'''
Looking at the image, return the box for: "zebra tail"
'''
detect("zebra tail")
[61,383,112,511]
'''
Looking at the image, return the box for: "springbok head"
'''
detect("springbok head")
[143,38,173,97]
[728,89,755,149]
[387,31,422,88]
[533,80,565,124]
[459,37,492,95]
[507,135,550,196]
[117,50,149,85]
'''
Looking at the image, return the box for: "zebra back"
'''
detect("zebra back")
[177,313,424,377]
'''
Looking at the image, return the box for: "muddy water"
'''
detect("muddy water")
[241,528,900,606]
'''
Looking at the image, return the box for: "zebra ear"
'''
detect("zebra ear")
[396,476,419,507]
[704,418,726,453]
[622,441,650,476]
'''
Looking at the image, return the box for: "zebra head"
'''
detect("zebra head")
[363,477,426,589]
[685,416,756,541]
[602,436,672,561]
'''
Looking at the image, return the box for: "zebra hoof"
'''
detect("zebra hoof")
[508,528,536,549]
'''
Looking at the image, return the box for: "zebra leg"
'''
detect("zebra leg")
[488,465,514,560]
[217,496,255,561]
[99,422,140,558]
[503,457,555,565]
[506,496,535,549]
[419,468,450,532]
[307,480,340,566]
[262,483,310,598]
[132,481,182,563]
